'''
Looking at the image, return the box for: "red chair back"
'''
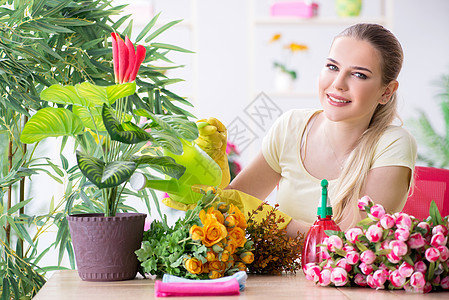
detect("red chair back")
[402,166,449,220]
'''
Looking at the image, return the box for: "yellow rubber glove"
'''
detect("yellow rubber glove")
[190,186,292,229]
[195,118,230,189]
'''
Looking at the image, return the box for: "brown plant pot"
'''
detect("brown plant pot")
[67,212,147,281]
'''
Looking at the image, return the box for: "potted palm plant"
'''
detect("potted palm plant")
[20,33,198,281]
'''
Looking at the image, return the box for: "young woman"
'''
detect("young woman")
[227,23,417,236]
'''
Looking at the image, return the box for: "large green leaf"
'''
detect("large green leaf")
[76,151,136,189]
[135,109,198,141]
[40,85,90,107]
[20,107,84,144]
[75,82,108,106]
[148,128,183,155]
[72,106,105,131]
[134,155,186,179]
[102,104,150,144]
[106,82,137,104]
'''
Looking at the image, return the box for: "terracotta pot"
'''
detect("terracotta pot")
[67,212,147,281]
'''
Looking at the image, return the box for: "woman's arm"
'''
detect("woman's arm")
[227,151,281,200]
[338,165,412,231]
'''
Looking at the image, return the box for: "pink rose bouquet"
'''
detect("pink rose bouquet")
[304,197,449,293]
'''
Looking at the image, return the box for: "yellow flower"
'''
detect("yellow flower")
[225,215,236,228]
[228,204,247,229]
[200,207,224,225]
[208,261,226,273]
[189,225,204,241]
[203,215,227,247]
[220,250,230,262]
[240,252,254,264]
[206,250,218,262]
[270,33,281,43]
[209,270,222,279]
[225,239,237,255]
[284,43,308,52]
[228,226,246,248]
[237,262,247,271]
[185,257,202,274]
[201,262,210,274]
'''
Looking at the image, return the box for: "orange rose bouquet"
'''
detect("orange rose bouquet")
[136,191,254,279]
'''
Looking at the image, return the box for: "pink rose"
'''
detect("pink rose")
[360,250,376,265]
[389,240,408,257]
[441,276,449,289]
[358,195,373,210]
[359,262,374,275]
[327,235,343,252]
[366,224,383,243]
[336,258,351,272]
[390,269,406,288]
[354,273,367,286]
[345,251,360,265]
[305,264,321,282]
[438,245,449,261]
[345,227,363,244]
[379,239,391,250]
[372,269,388,289]
[342,244,355,252]
[398,261,414,278]
[394,227,410,242]
[366,274,376,289]
[425,247,441,262]
[432,224,449,236]
[395,213,412,230]
[379,214,395,229]
[410,272,426,289]
[430,232,448,247]
[408,232,426,249]
[417,222,431,236]
[330,267,348,287]
[319,269,332,286]
[414,260,427,273]
[369,204,386,221]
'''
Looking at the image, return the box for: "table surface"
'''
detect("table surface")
[34,270,448,300]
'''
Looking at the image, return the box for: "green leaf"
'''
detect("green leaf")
[40,85,90,107]
[429,200,444,225]
[21,107,84,144]
[8,198,33,215]
[136,12,161,42]
[106,82,136,104]
[145,19,183,43]
[150,42,194,53]
[148,129,183,155]
[102,105,150,144]
[355,241,369,252]
[75,82,109,106]
[324,230,344,239]
[134,155,186,179]
[72,106,105,131]
[76,151,136,189]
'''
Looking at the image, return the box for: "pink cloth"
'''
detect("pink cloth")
[155,278,240,297]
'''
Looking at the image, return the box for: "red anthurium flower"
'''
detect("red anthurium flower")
[111,33,146,83]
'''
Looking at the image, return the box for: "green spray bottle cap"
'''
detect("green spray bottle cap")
[317,179,333,218]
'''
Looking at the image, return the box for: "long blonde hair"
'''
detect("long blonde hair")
[331,24,404,226]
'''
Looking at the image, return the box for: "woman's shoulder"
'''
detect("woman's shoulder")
[377,125,417,152]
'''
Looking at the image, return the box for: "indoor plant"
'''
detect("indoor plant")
[19,33,198,281]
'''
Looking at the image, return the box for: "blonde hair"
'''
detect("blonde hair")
[331,24,404,226]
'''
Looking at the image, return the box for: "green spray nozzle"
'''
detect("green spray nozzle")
[317,179,333,218]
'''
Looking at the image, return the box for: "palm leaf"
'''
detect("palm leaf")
[20,107,84,144]
[76,151,136,189]
[102,104,150,144]
[134,155,186,179]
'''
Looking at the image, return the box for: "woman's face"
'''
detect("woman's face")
[319,36,392,127]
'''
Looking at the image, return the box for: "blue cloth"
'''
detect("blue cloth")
[162,271,248,291]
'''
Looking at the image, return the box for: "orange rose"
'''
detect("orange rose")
[240,252,254,264]
[208,260,226,273]
[225,237,237,254]
[185,257,202,274]
[206,250,218,262]
[228,204,247,229]
[201,262,210,274]
[220,250,230,262]
[200,207,224,224]
[203,216,227,247]
[228,226,246,248]
[209,270,222,279]
[236,262,247,271]
[189,225,204,241]
[224,215,236,228]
